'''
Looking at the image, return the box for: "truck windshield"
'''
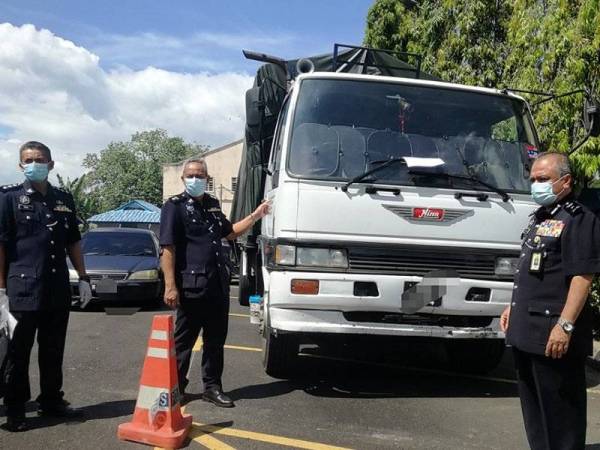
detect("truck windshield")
[288,78,536,193]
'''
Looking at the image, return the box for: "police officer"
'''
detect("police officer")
[160,158,269,408]
[500,152,600,450]
[0,141,92,432]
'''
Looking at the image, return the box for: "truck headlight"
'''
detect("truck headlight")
[68,269,78,282]
[495,257,518,276]
[275,245,296,266]
[297,248,348,268]
[129,269,159,280]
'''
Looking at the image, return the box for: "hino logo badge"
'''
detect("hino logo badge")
[382,205,472,223]
[412,208,444,221]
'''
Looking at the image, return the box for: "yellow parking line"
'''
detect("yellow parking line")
[190,427,237,450]
[193,423,352,450]
[229,313,250,318]
[224,344,262,352]
[193,338,261,353]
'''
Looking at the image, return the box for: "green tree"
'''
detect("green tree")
[83,129,205,211]
[56,173,100,225]
[364,0,600,179]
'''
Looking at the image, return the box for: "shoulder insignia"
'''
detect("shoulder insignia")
[1,183,21,192]
[564,201,582,215]
[169,195,182,203]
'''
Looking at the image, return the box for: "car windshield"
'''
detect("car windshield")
[288,78,537,193]
[82,232,157,257]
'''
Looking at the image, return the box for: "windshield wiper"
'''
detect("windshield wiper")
[83,252,110,256]
[341,158,407,192]
[408,170,511,202]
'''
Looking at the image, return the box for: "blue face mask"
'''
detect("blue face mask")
[184,177,207,197]
[531,177,564,206]
[22,162,49,182]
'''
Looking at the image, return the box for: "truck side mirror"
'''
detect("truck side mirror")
[246,87,262,126]
[583,96,600,137]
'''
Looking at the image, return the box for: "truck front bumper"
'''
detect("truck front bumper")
[267,271,511,339]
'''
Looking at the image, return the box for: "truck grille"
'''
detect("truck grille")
[347,246,515,281]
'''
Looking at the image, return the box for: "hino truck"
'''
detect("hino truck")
[230,44,600,377]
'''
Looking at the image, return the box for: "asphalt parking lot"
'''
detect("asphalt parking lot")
[1,286,599,450]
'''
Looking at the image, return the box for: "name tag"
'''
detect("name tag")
[529,251,543,273]
[54,205,73,213]
[207,207,221,212]
[536,219,564,237]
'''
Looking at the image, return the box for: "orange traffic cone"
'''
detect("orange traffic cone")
[118,315,192,448]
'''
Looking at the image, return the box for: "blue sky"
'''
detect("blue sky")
[0,1,374,183]
[0,0,373,73]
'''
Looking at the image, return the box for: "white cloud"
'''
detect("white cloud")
[0,23,253,184]
[87,30,296,72]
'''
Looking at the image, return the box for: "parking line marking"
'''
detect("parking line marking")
[193,422,352,450]
[225,344,262,352]
[193,338,262,353]
[229,313,250,318]
[190,427,237,450]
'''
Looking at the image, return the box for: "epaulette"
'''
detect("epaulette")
[563,201,583,215]
[1,183,21,192]
[169,195,183,203]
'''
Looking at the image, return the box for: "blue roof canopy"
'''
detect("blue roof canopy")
[89,200,161,224]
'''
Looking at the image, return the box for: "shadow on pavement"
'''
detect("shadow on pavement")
[229,355,520,401]
[228,380,296,401]
[0,399,134,431]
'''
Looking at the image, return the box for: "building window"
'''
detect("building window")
[231,177,238,192]
[207,176,214,192]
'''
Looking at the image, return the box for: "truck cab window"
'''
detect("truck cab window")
[287,79,536,194]
[270,96,291,189]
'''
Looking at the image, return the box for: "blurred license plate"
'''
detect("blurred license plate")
[95,278,117,294]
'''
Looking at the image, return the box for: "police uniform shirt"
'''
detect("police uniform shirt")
[0,180,81,311]
[506,195,600,357]
[159,192,233,298]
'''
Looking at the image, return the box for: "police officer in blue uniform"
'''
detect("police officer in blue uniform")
[500,152,600,450]
[0,141,92,432]
[160,158,269,408]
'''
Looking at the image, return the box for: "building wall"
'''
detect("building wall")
[162,139,243,218]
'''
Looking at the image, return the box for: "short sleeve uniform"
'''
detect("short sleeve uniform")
[506,197,600,357]
[159,192,233,300]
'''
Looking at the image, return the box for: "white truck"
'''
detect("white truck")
[230,45,600,377]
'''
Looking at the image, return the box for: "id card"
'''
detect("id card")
[529,251,543,273]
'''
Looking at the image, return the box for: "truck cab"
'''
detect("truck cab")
[258,72,541,376]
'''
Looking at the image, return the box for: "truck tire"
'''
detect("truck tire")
[445,340,505,374]
[262,327,299,379]
[238,275,252,306]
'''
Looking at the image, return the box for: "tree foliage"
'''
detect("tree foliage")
[55,173,99,225]
[364,0,600,180]
[82,129,205,211]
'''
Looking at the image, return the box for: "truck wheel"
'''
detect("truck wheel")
[238,275,252,306]
[262,327,299,379]
[445,340,505,374]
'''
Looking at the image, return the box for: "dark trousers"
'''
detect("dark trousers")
[3,309,70,415]
[174,291,229,392]
[513,348,587,450]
